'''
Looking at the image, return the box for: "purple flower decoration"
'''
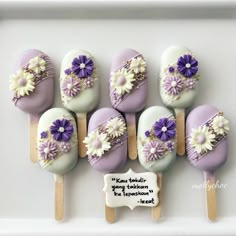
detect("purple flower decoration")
[50,119,74,142]
[60,142,71,153]
[72,55,94,78]
[143,141,165,162]
[168,66,175,73]
[185,78,197,90]
[177,54,198,78]
[153,118,176,141]
[145,130,150,137]
[40,131,47,139]
[39,141,58,160]
[62,77,80,97]
[166,141,175,151]
[64,68,71,75]
[164,76,184,95]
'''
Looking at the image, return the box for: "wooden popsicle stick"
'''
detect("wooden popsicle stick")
[175,109,185,156]
[204,173,217,221]
[125,113,137,160]
[77,113,87,158]
[54,174,64,221]
[105,204,115,223]
[152,173,162,220]
[29,114,39,163]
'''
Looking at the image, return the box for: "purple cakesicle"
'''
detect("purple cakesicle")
[84,107,127,173]
[186,104,229,221]
[10,49,55,163]
[109,49,148,160]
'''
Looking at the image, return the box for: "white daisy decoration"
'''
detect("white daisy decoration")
[212,115,229,135]
[106,117,126,138]
[83,130,111,157]
[111,68,135,95]
[129,56,146,74]
[189,126,216,154]
[28,56,46,74]
[9,70,35,97]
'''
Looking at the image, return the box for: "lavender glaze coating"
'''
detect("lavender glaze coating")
[186,105,228,173]
[13,49,54,115]
[87,108,127,173]
[109,48,147,113]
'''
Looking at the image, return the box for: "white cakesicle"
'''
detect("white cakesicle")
[37,108,78,175]
[60,49,99,113]
[138,106,176,173]
[160,46,199,109]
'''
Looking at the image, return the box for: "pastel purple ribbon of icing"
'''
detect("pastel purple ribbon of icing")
[186,112,228,164]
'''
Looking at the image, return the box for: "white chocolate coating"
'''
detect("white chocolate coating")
[37,108,78,175]
[138,106,176,173]
[160,46,199,109]
[60,49,99,113]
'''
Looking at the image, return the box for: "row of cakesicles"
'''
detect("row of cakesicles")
[9,47,229,222]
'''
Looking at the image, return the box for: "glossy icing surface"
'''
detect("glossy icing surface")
[85,107,127,173]
[138,106,176,173]
[160,46,199,109]
[10,49,55,115]
[37,108,78,175]
[60,49,99,113]
[110,48,147,113]
[186,105,229,173]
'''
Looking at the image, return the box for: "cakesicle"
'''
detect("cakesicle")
[10,49,55,163]
[60,49,99,157]
[110,48,147,160]
[160,46,199,156]
[186,105,229,220]
[138,106,176,220]
[38,108,78,220]
[84,107,128,222]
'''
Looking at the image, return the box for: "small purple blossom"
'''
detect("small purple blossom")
[153,118,176,142]
[62,77,80,97]
[39,141,58,160]
[177,54,198,78]
[40,131,47,139]
[145,130,151,137]
[143,141,165,162]
[166,141,175,151]
[85,77,94,88]
[50,119,74,142]
[64,68,72,75]
[164,76,184,95]
[60,142,71,153]
[168,66,175,73]
[72,55,94,78]
[185,78,197,90]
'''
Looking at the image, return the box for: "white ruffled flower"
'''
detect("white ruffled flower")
[189,126,215,154]
[212,115,229,135]
[111,68,135,95]
[83,130,111,157]
[129,56,146,74]
[9,70,35,97]
[106,117,126,138]
[28,56,46,73]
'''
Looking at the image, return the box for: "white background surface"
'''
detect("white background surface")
[0,0,236,235]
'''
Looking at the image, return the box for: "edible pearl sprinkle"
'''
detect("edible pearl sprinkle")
[185,63,191,68]
[171,81,177,87]
[58,127,65,132]
[79,63,86,69]
[150,148,156,154]
[161,127,167,132]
